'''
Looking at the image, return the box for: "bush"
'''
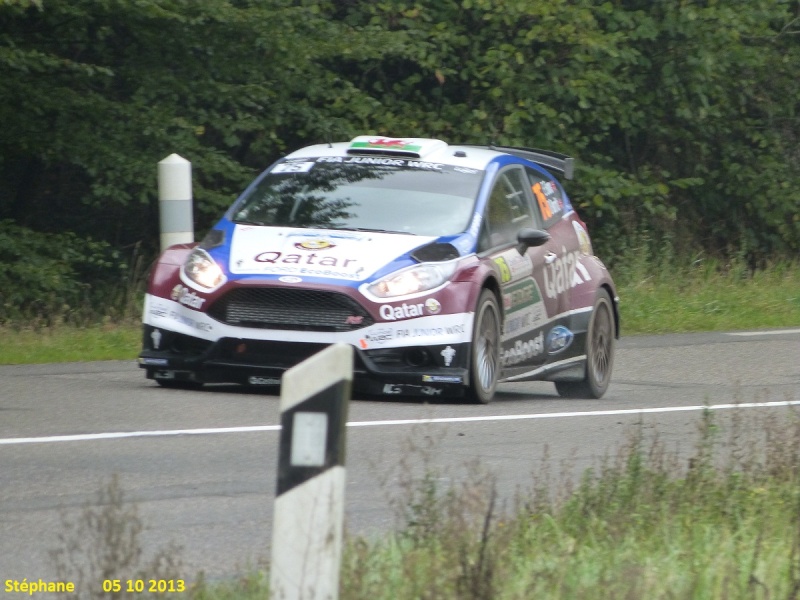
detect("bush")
[0,220,132,323]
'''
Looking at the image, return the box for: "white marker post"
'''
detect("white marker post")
[157,154,194,252]
[270,344,353,600]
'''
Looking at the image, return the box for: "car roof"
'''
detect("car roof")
[284,136,574,180]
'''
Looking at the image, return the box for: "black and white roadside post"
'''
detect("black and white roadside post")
[157,153,194,252]
[270,343,353,600]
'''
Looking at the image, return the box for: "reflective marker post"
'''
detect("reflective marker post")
[270,343,352,600]
[157,154,193,252]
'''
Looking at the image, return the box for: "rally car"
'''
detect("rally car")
[139,136,619,402]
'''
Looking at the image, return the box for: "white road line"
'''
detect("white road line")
[1,400,798,446]
[727,328,800,336]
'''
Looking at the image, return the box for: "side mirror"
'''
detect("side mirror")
[516,228,550,254]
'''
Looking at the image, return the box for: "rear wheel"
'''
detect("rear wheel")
[555,288,614,399]
[467,289,501,404]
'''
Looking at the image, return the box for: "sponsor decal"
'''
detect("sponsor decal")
[248,376,281,386]
[421,386,444,396]
[295,239,335,251]
[140,357,169,366]
[422,374,463,384]
[167,309,214,333]
[494,256,512,283]
[503,280,540,310]
[468,214,482,238]
[502,280,546,340]
[572,221,593,255]
[543,246,592,299]
[153,370,176,380]
[272,161,315,173]
[317,155,404,166]
[380,302,424,321]
[231,224,435,281]
[151,328,163,350]
[494,249,533,284]
[546,326,574,354]
[148,302,169,319]
[255,250,357,269]
[532,180,564,220]
[441,345,456,366]
[278,276,303,283]
[351,137,421,151]
[395,324,466,338]
[316,155,443,169]
[382,383,444,396]
[501,331,544,367]
[361,328,394,347]
[503,305,546,339]
[171,284,206,309]
[425,298,442,314]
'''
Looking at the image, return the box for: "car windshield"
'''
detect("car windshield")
[231,158,484,237]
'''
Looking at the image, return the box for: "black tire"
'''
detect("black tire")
[555,288,615,399]
[467,289,502,404]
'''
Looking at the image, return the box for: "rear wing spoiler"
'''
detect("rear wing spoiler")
[471,145,575,180]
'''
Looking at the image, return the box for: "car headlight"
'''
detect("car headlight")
[181,248,226,291]
[366,262,457,299]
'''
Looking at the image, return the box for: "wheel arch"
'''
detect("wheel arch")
[600,282,620,339]
[481,274,504,321]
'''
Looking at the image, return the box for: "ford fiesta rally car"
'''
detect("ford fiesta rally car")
[139,136,619,402]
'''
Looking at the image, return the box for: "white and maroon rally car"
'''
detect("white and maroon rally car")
[139,136,619,402]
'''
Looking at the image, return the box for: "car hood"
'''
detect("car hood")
[227,224,437,282]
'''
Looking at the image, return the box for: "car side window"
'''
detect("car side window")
[478,168,535,251]
[525,167,565,229]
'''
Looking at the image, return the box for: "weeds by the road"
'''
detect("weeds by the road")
[51,404,800,599]
[49,476,185,599]
[335,404,800,600]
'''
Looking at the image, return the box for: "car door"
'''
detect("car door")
[478,166,548,374]
[524,166,581,322]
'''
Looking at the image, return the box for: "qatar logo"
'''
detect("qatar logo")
[171,284,206,309]
[295,239,335,251]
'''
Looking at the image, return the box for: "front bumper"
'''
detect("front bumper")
[139,325,470,397]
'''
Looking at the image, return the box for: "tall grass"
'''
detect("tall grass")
[48,406,800,599]
[610,234,800,334]
[335,407,800,600]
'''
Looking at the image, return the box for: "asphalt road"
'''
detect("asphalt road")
[1,329,799,585]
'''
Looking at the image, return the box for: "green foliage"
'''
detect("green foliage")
[1,0,798,313]
[334,0,800,262]
[0,220,128,322]
[0,0,408,257]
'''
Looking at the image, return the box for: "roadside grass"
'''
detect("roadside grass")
[0,319,141,364]
[1,259,799,365]
[62,406,800,599]
[616,257,800,335]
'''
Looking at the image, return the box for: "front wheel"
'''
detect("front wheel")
[467,289,502,404]
[555,288,615,399]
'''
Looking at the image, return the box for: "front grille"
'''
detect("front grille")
[207,287,374,332]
